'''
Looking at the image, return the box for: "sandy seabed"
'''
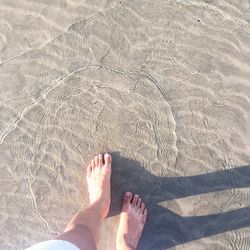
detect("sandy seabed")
[0,0,250,249]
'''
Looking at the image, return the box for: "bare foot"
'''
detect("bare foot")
[86,153,112,219]
[116,192,147,250]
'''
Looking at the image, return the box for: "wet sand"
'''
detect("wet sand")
[0,0,250,249]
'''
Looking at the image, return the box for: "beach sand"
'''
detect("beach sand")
[0,0,250,249]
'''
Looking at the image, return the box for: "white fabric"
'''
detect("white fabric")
[26,240,80,250]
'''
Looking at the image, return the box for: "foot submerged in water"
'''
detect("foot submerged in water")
[116,192,147,250]
[86,154,147,249]
[86,153,112,219]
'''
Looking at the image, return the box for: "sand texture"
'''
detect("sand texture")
[1,0,250,249]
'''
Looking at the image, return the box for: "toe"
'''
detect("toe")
[122,192,132,209]
[104,153,112,168]
[137,198,142,208]
[141,202,145,212]
[91,159,95,169]
[132,194,139,206]
[86,165,92,176]
[94,156,98,166]
[142,208,147,222]
[98,154,103,166]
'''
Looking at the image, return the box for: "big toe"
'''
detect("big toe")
[122,192,132,211]
[104,153,112,169]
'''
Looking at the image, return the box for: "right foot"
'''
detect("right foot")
[86,153,112,219]
[116,192,147,250]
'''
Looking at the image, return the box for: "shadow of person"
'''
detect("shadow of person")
[108,152,250,250]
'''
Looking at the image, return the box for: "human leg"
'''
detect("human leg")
[56,153,112,250]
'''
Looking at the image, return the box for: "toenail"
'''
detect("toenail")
[125,192,131,197]
[105,153,109,158]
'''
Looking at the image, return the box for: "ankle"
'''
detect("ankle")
[87,201,106,219]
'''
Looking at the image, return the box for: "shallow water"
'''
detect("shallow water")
[0,0,250,249]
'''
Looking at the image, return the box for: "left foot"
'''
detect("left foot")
[116,192,147,250]
[86,153,112,219]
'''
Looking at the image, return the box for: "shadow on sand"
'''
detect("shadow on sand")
[108,152,250,249]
